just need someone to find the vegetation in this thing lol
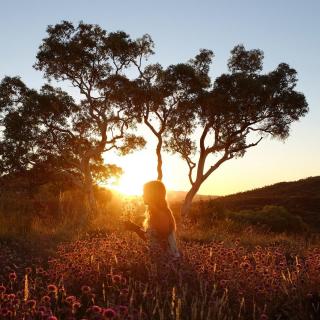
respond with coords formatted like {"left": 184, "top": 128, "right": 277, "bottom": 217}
{"left": 1, "top": 21, "right": 308, "bottom": 217}
{"left": 0, "top": 177, "right": 320, "bottom": 319}
{"left": 0, "top": 20, "right": 315, "bottom": 320}
{"left": 166, "top": 45, "right": 308, "bottom": 215}
{"left": 1, "top": 211, "right": 320, "bottom": 319}
{"left": 208, "top": 176, "right": 320, "bottom": 230}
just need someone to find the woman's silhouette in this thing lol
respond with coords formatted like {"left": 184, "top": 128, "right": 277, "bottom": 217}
{"left": 123, "top": 180, "right": 180, "bottom": 262}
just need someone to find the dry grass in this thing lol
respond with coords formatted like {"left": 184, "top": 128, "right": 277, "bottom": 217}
{"left": 0, "top": 194, "right": 320, "bottom": 319}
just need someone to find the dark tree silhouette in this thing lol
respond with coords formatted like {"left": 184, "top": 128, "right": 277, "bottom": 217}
{"left": 165, "top": 45, "right": 308, "bottom": 216}
{"left": 1, "top": 21, "right": 155, "bottom": 213}
{"left": 0, "top": 23, "right": 309, "bottom": 220}
{"left": 33, "top": 21, "right": 155, "bottom": 211}
{"left": 135, "top": 49, "right": 213, "bottom": 180}
{"left": 0, "top": 77, "right": 122, "bottom": 196}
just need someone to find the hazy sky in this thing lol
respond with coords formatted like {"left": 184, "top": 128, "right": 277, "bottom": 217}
{"left": 1, "top": 0, "right": 319, "bottom": 195}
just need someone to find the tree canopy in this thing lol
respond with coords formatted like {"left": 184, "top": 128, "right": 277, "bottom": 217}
{"left": 1, "top": 21, "right": 154, "bottom": 209}
{"left": 164, "top": 45, "right": 308, "bottom": 215}
{"left": 0, "top": 22, "right": 308, "bottom": 217}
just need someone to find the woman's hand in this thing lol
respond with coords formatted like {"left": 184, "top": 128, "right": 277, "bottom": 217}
{"left": 122, "top": 220, "right": 140, "bottom": 232}
{"left": 121, "top": 220, "right": 147, "bottom": 242}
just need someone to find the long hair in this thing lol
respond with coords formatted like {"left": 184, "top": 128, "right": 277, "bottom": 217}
{"left": 143, "top": 180, "right": 176, "bottom": 237}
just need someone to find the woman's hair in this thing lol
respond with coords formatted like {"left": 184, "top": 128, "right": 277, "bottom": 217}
{"left": 143, "top": 180, "right": 176, "bottom": 237}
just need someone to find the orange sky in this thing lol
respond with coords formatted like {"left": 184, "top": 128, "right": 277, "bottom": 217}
{"left": 103, "top": 119, "right": 319, "bottom": 196}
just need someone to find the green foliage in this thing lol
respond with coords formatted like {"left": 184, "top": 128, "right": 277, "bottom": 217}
{"left": 211, "top": 176, "right": 320, "bottom": 230}
{"left": 227, "top": 205, "right": 307, "bottom": 233}
{"left": 0, "top": 184, "right": 122, "bottom": 238}
{"left": 188, "top": 200, "right": 226, "bottom": 228}
{"left": 166, "top": 45, "right": 308, "bottom": 216}
{"left": 1, "top": 21, "right": 152, "bottom": 203}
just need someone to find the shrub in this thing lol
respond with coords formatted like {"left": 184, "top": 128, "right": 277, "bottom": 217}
{"left": 227, "top": 205, "right": 308, "bottom": 233}
{"left": 189, "top": 200, "right": 226, "bottom": 228}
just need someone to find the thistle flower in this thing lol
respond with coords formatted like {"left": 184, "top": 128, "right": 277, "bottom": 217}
{"left": 9, "top": 272, "right": 17, "bottom": 281}
{"left": 91, "top": 305, "right": 102, "bottom": 314}
{"left": 103, "top": 308, "right": 116, "bottom": 318}
{"left": 41, "top": 295, "right": 51, "bottom": 304}
{"left": 8, "top": 293, "right": 15, "bottom": 300}
{"left": 26, "top": 299, "right": 37, "bottom": 308}
{"left": 73, "top": 302, "right": 81, "bottom": 310}
{"left": 66, "top": 295, "right": 76, "bottom": 304}
{"left": 81, "top": 285, "right": 91, "bottom": 294}
{"left": 38, "top": 306, "right": 47, "bottom": 312}
{"left": 112, "top": 275, "right": 121, "bottom": 284}
{"left": 47, "top": 284, "right": 58, "bottom": 293}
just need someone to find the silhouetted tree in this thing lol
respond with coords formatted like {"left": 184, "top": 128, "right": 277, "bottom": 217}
{"left": 135, "top": 49, "right": 213, "bottom": 180}
{"left": 1, "top": 21, "right": 154, "bottom": 212}
{"left": 0, "top": 77, "right": 123, "bottom": 196}
{"left": 33, "top": 21, "right": 155, "bottom": 211}
{"left": 165, "top": 45, "right": 308, "bottom": 215}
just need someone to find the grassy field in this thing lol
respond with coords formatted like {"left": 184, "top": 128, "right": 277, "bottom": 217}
{"left": 1, "top": 223, "right": 320, "bottom": 320}
{"left": 1, "top": 180, "right": 320, "bottom": 319}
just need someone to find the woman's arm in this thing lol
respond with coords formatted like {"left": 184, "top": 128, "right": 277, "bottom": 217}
{"left": 122, "top": 220, "right": 147, "bottom": 242}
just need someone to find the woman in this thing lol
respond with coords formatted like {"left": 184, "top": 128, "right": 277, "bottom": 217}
{"left": 123, "top": 180, "right": 180, "bottom": 261}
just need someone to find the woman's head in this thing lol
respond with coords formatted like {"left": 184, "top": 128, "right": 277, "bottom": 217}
{"left": 143, "top": 180, "right": 167, "bottom": 207}
{"left": 143, "top": 180, "right": 176, "bottom": 235}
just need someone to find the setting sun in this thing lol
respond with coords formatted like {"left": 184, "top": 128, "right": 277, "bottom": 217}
{"left": 102, "top": 148, "right": 168, "bottom": 196}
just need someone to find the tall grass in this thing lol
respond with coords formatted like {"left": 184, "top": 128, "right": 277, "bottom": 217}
{"left": 0, "top": 186, "right": 123, "bottom": 239}
{"left": 1, "top": 190, "right": 320, "bottom": 319}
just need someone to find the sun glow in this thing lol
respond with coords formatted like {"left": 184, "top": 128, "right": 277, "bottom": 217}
{"left": 102, "top": 150, "right": 161, "bottom": 196}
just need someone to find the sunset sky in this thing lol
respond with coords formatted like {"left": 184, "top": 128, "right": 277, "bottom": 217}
{"left": 1, "top": 0, "right": 319, "bottom": 195}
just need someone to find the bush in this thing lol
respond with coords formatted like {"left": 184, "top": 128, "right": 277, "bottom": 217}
{"left": 227, "top": 205, "right": 308, "bottom": 233}
{"left": 189, "top": 200, "right": 226, "bottom": 228}
{"left": 0, "top": 184, "right": 122, "bottom": 238}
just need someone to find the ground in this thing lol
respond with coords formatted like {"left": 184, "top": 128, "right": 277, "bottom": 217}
{"left": 1, "top": 227, "right": 320, "bottom": 320}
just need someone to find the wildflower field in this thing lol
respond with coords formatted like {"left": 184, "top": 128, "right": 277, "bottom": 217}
{"left": 1, "top": 218, "right": 320, "bottom": 320}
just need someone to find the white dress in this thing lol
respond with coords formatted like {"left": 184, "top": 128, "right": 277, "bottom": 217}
{"left": 167, "top": 231, "right": 180, "bottom": 259}
{"left": 146, "top": 228, "right": 180, "bottom": 262}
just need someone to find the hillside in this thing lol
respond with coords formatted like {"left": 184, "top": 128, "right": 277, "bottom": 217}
{"left": 167, "top": 190, "right": 218, "bottom": 203}
{"left": 209, "top": 176, "right": 320, "bottom": 229}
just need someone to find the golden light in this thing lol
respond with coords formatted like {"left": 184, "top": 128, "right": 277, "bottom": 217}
{"left": 103, "top": 150, "right": 161, "bottom": 196}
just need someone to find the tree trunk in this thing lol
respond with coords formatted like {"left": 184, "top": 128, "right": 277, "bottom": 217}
{"left": 86, "top": 183, "right": 96, "bottom": 213}
{"left": 82, "top": 158, "right": 97, "bottom": 217}
{"left": 156, "top": 137, "right": 163, "bottom": 181}
{"left": 181, "top": 150, "right": 207, "bottom": 216}
{"left": 181, "top": 180, "right": 202, "bottom": 217}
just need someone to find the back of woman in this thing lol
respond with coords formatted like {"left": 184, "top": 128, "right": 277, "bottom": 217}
{"left": 143, "top": 181, "right": 180, "bottom": 262}
{"left": 123, "top": 180, "right": 180, "bottom": 266}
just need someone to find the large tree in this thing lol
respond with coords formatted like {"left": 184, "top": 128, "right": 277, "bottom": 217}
{"left": 165, "top": 45, "right": 308, "bottom": 215}
{"left": 33, "top": 21, "right": 155, "bottom": 210}
{"left": 134, "top": 49, "right": 213, "bottom": 180}
{"left": 0, "top": 77, "right": 122, "bottom": 196}
{"left": 1, "top": 21, "right": 155, "bottom": 211}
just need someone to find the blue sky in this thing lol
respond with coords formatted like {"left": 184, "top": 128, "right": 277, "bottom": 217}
{"left": 1, "top": 0, "right": 319, "bottom": 195}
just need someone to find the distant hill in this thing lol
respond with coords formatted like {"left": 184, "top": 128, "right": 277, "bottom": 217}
{"left": 209, "top": 176, "right": 320, "bottom": 229}
{"left": 167, "top": 191, "right": 218, "bottom": 203}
